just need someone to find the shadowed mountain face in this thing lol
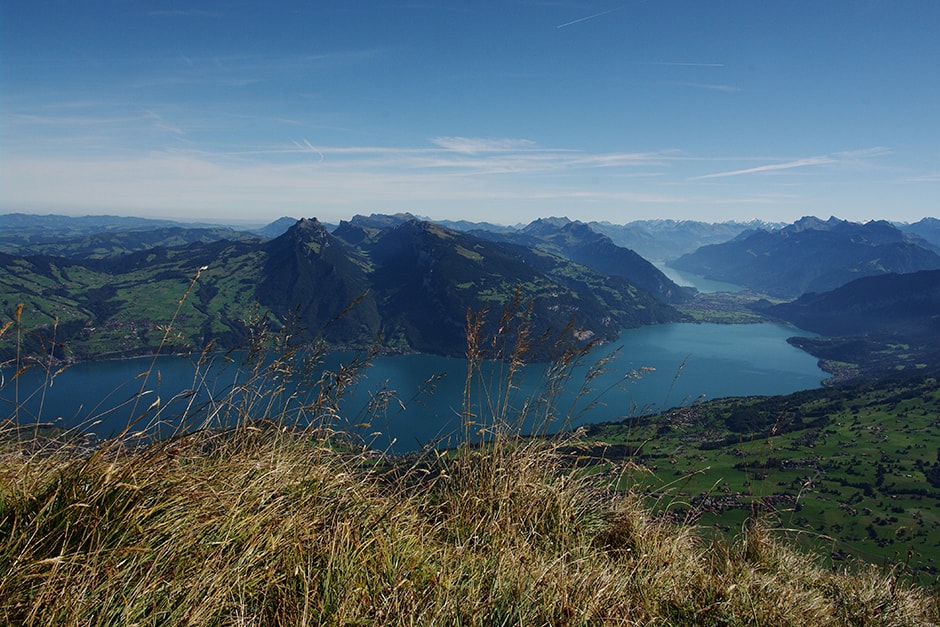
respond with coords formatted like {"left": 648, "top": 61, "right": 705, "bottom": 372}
{"left": 672, "top": 216, "right": 940, "bottom": 298}
{"left": 767, "top": 269, "right": 940, "bottom": 338}
{"left": 523, "top": 219, "right": 696, "bottom": 303}
{"left": 335, "top": 218, "right": 684, "bottom": 356}
{"left": 763, "top": 269, "right": 940, "bottom": 381}
{"left": 463, "top": 217, "right": 695, "bottom": 304}
{"left": 256, "top": 218, "right": 382, "bottom": 345}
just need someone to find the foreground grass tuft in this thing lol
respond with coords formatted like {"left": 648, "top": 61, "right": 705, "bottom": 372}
{"left": 1, "top": 424, "right": 937, "bottom": 625}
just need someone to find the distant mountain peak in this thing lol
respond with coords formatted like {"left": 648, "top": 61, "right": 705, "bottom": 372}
{"left": 388, "top": 218, "right": 457, "bottom": 242}
{"left": 897, "top": 217, "right": 940, "bottom": 250}
{"left": 270, "top": 217, "right": 334, "bottom": 250}
{"left": 673, "top": 215, "right": 940, "bottom": 297}
{"left": 255, "top": 216, "right": 299, "bottom": 239}
{"left": 530, "top": 216, "right": 572, "bottom": 226}
{"left": 291, "top": 216, "right": 328, "bottom": 234}
{"left": 559, "top": 220, "right": 593, "bottom": 234}
{"left": 522, "top": 216, "right": 574, "bottom": 236}
{"left": 787, "top": 215, "right": 845, "bottom": 232}
{"left": 859, "top": 219, "right": 904, "bottom": 240}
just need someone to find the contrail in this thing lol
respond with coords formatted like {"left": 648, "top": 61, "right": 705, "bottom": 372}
{"left": 294, "top": 139, "right": 325, "bottom": 163}
{"left": 641, "top": 62, "right": 726, "bottom": 68}
{"left": 691, "top": 156, "right": 835, "bottom": 180}
{"left": 556, "top": 5, "right": 623, "bottom": 29}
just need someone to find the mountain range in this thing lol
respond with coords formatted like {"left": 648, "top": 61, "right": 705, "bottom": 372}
{"left": 4, "top": 211, "right": 940, "bottom": 592}
{"left": 432, "top": 215, "right": 783, "bottom": 263}
{"left": 4, "top": 211, "right": 940, "bottom": 376}
{"left": 0, "top": 216, "right": 685, "bottom": 361}
{"left": 458, "top": 216, "right": 694, "bottom": 304}
{"left": 898, "top": 217, "right": 940, "bottom": 249}
{"left": 671, "top": 216, "right": 940, "bottom": 298}
{"left": 331, "top": 216, "right": 683, "bottom": 355}
{"left": 587, "top": 218, "right": 783, "bottom": 262}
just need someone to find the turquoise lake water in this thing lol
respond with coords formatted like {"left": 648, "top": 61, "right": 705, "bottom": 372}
{"left": 1, "top": 322, "right": 823, "bottom": 453}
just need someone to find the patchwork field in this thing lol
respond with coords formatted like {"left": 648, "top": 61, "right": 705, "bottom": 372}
{"left": 573, "top": 376, "right": 940, "bottom": 583}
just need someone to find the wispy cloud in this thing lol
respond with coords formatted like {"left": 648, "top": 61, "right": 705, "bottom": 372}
{"left": 556, "top": 5, "right": 623, "bottom": 28}
{"left": 430, "top": 136, "right": 539, "bottom": 153}
{"left": 661, "top": 81, "right": 741, "bottom": 93}
{"left": 0, "top": 100, "right": 904, "bottom": 224}
{"left": 832, "top": 147, "right": 892, "bottom": 159}
{"left": 691, "top": 148, "right": 894, "bottom": 180}
{"left": 292, "top": 140, "right": 325, "bottom": 163}
{"left": 692, "top": 156, "right": 837, "bottom": 180}
{"left": 0, "top": 151, "right": 684, "bottom": 222}
{"left": 0, "top": 134, "right": 684, "bottom": 222}
{"left": 286, "top": 138, "right": 670, "bottom": 177}
{"left": 9, "top": 112, "right": 151, "bottom": 127}
{"left": 129, "top": 50, "right": 387, "bottom": 90}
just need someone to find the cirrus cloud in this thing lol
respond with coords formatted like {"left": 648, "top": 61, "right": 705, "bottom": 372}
{"left": 429, "top": 136, "right": 540, "bottom": 153}
{"left": 691, "top": 156, "right": 837, "bottom": 180}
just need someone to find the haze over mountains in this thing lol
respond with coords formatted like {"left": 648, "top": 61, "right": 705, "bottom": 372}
{"left": 587, "top": 219, "right": 784, "bottom": 262}
{"left": 672, "top": 216, "right": 940, "bottom": 298}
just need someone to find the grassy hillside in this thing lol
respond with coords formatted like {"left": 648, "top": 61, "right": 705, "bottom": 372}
{"left": 0, "top": 241, "right": 272, "bottom": 361}
{"left": 1, "top": 338, "right": 937, "bottom": 625}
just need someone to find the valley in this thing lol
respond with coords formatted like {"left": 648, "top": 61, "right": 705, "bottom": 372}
{"left": 2, "top": 211, "right": 940, "bottom": 585}
{"left": 5, "top": 4, "right": 939, "bottom": 620}
{"left": 573, "top": 375, "right": 940, "bottom": 583}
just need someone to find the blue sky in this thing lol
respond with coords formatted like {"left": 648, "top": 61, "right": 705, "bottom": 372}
{"left": 2, "top": 1, "right": 938, "bottom": 225}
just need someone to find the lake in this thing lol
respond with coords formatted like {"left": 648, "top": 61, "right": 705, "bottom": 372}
{"left": 1, "top": 322, "right": 823, "bottom": 453}
{"left": 654, "top": 262, "right": 745, "bottom": 293}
